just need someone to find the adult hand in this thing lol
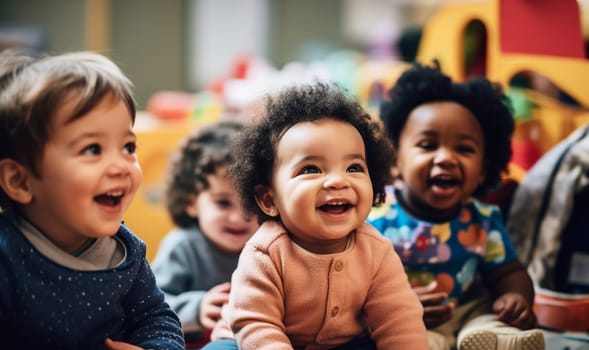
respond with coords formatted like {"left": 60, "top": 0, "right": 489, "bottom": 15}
{"left": 493, "top": 292, "right": 536, "bottom": 330}
{"left": 200, "top": 282, "right": 231, "bottom": 330}
{"left": 104, "top": 338, "right": 143, "bottom": 350}
{"left": 414, "top": 281, "right": 454, "bottom": 329}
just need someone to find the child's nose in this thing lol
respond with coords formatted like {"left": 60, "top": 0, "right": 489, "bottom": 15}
{"left": 106, "top": 154, "right": 133, "bottom": 176}
{"left": 433, "top": 148, "right": 457, "bottom": 167}
{"left": 229, "top": 209, "right": 247, "bottom": 223}
{"left": 324, "top": 172, "right": 350, "bottom": 189}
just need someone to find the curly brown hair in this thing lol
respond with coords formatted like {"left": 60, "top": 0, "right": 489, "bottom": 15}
{"left": 164, "top": 121, "right": 244, "bottom": 227}
{"left": 228, "top": 82, "right": 394, "bottom": 224}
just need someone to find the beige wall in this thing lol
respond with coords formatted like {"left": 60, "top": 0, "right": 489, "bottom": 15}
{"left": 268, "top": 0, "right": 347, "bottom": 66}
{"left": 110, "top": 0, "right": 185, "bottom": 109}
{"left": 0, "top": 0, "right": 86, "bottom": 51}
{"left": 0, "top": 0, "right": 351, "bottom": 108}
{"left": 0, "top": 0, "right": 184, "bottom": 109}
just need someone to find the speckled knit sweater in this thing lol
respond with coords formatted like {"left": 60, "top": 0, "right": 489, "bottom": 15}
{"left": 0, "top": 210, "right": 184, "bottom": 349}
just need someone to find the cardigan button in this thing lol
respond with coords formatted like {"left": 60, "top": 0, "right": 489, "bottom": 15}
{"left": 334, "top": 260, "right": 344, "bottom": 271}
{"left": 331, "top": 306, "right": 340, "bottom": 317}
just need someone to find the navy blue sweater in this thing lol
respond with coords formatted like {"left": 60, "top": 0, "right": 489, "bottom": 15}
{"left": 0, "top": 211, "right": 184, "bottom": 349}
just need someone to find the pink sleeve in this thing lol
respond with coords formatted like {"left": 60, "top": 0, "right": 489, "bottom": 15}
{"left": 365, "top": 244, "right": 429, "bottom": 350}
{"left": 227, "top": 245, "right": 293, "bottom": 350}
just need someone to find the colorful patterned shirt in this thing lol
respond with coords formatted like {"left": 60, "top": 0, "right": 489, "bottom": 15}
{"left": 367, "top": 191, "right": 518, "bottom": 305}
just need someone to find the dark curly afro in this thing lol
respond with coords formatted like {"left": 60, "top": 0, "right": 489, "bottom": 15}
{"left": 228, "top": 82, "right": 394, "bottom": 224}
{"left": 380, "top": 62, "right": 514, "bottom": 196}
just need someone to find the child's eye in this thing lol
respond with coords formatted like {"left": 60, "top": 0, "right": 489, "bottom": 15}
{"left": 347, "top": 164, "right": 365, "bottom": 173}
{"left": 457, "top": 144, "right": 476, "bottom": 154}
{"left": 299, "top": 165, "right": 320, "bottom": 175}
{"left": 216, "top": 199, "right": 232, "bottom": 209}
{"left": 124, "top": 141, "right": 137, "bottom": 155}
{"left": 82, "top": 144, "right": 101, "bottom": 155}
{"left": 417, "top": 141, "right": 436, "bottom": 151}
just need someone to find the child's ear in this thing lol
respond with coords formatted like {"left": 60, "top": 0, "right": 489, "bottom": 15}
{"left": 185, "top": 194, "right": 199, "bottom": 218}
{"left": 0, "top": 159, "right": 33, "bottom": 204}
{"left": 255, "top": 185, "right": 278, "bottom": 217}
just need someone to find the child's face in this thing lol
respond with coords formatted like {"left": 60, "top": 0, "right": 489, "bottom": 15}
{"left": 22, "top": 93, "right": 142, "bottom": 253}
{"left": 186, "top": 168, "right": 259, "bottom": 255}
{"left": 395, "top": 101, "right": 485, "bottom": 221}
{"left": 261, "top": 118, "right": 373, "bottom": 254}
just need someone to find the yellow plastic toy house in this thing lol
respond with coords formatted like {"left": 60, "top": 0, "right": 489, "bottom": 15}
{"left": 417, "top": 0, "right": 589, "bottom": 170}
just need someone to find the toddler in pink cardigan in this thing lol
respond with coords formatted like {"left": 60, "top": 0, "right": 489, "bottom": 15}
{"left": 202, "top": 83, "right": 428, "bottom": 350}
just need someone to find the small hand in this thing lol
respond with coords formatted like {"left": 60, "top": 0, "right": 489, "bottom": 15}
{"left": 104, "top": 338, "right": 143, "bottom": 350}
{"left": 414, "top": 281, "right": 454, "bottom": 329}
{"left": 210, "top": 316, "right": 235, "bottom": 341}
{"left": 200, "top": 282, "right": 231, "bottom": 330}
{"left": 493, "top": 292, "right": 536, "bottom": 330}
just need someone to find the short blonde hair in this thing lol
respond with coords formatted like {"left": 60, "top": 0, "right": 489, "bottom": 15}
{"left": 0, "top": 50, "right": 136, "bottom": 209}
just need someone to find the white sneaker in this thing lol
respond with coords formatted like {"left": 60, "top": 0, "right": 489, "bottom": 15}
{"left": 459, "top": 328, "right": 545, "bottom": 350}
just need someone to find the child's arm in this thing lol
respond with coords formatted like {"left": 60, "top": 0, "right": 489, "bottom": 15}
{"left": 227, "top": 246, "right": 293, "bottom": 349}
{"left": 365, "top": 244, "right": 429, "bottom": 349}
{"left": 151, "top": 233, "right": 208, "bottom": 332}
{"left": 482, "top": 260, "right": 537, "bottom": 329}
{"left": 123, "top": 258, "right": 185, "bottom": 349}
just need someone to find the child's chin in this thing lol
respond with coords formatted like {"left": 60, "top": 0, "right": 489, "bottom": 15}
{"left": 95, "top": 223, "right": 123, "bottom": 237}
{"left": 220, "top": 244, "right": 244, "bottom": 255}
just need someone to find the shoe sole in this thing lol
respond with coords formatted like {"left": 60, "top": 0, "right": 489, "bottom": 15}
{"left": 460, "top": 330, "right": 497, "bottom": 350}
{"left": 459, "top": 329, "right": 545, "bottom": 350}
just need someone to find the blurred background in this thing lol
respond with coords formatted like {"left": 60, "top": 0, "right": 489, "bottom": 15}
{"left": 0, "top": 0, "right": 439, "bottom": 109}
{"left": 5, "top": 3, "right": 589, "bottom": 343}
{"left": 4, "top": 0, "right": 589, "bottom": 260}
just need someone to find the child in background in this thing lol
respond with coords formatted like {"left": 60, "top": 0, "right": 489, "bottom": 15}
{"left": 0, "top": 50, "right": 184, "bottom": 349}
{"left": 151, "top": 121, "right": 259, "bottom": 344}
{"left": 204, "top": 83, "right": 428, "bottom": 350}
{"left": 368, "top": 62, "right": 544, "bottom": 350}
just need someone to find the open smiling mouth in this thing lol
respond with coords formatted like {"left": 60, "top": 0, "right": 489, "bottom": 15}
{"left": 429, "top": 176, "right": 459, "bottom": 189}
{"left": 94, "top": 191, "right": 123, "bottom": 206}
{"left": 319, "top": 202, "right": 352, "bottom": 214}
